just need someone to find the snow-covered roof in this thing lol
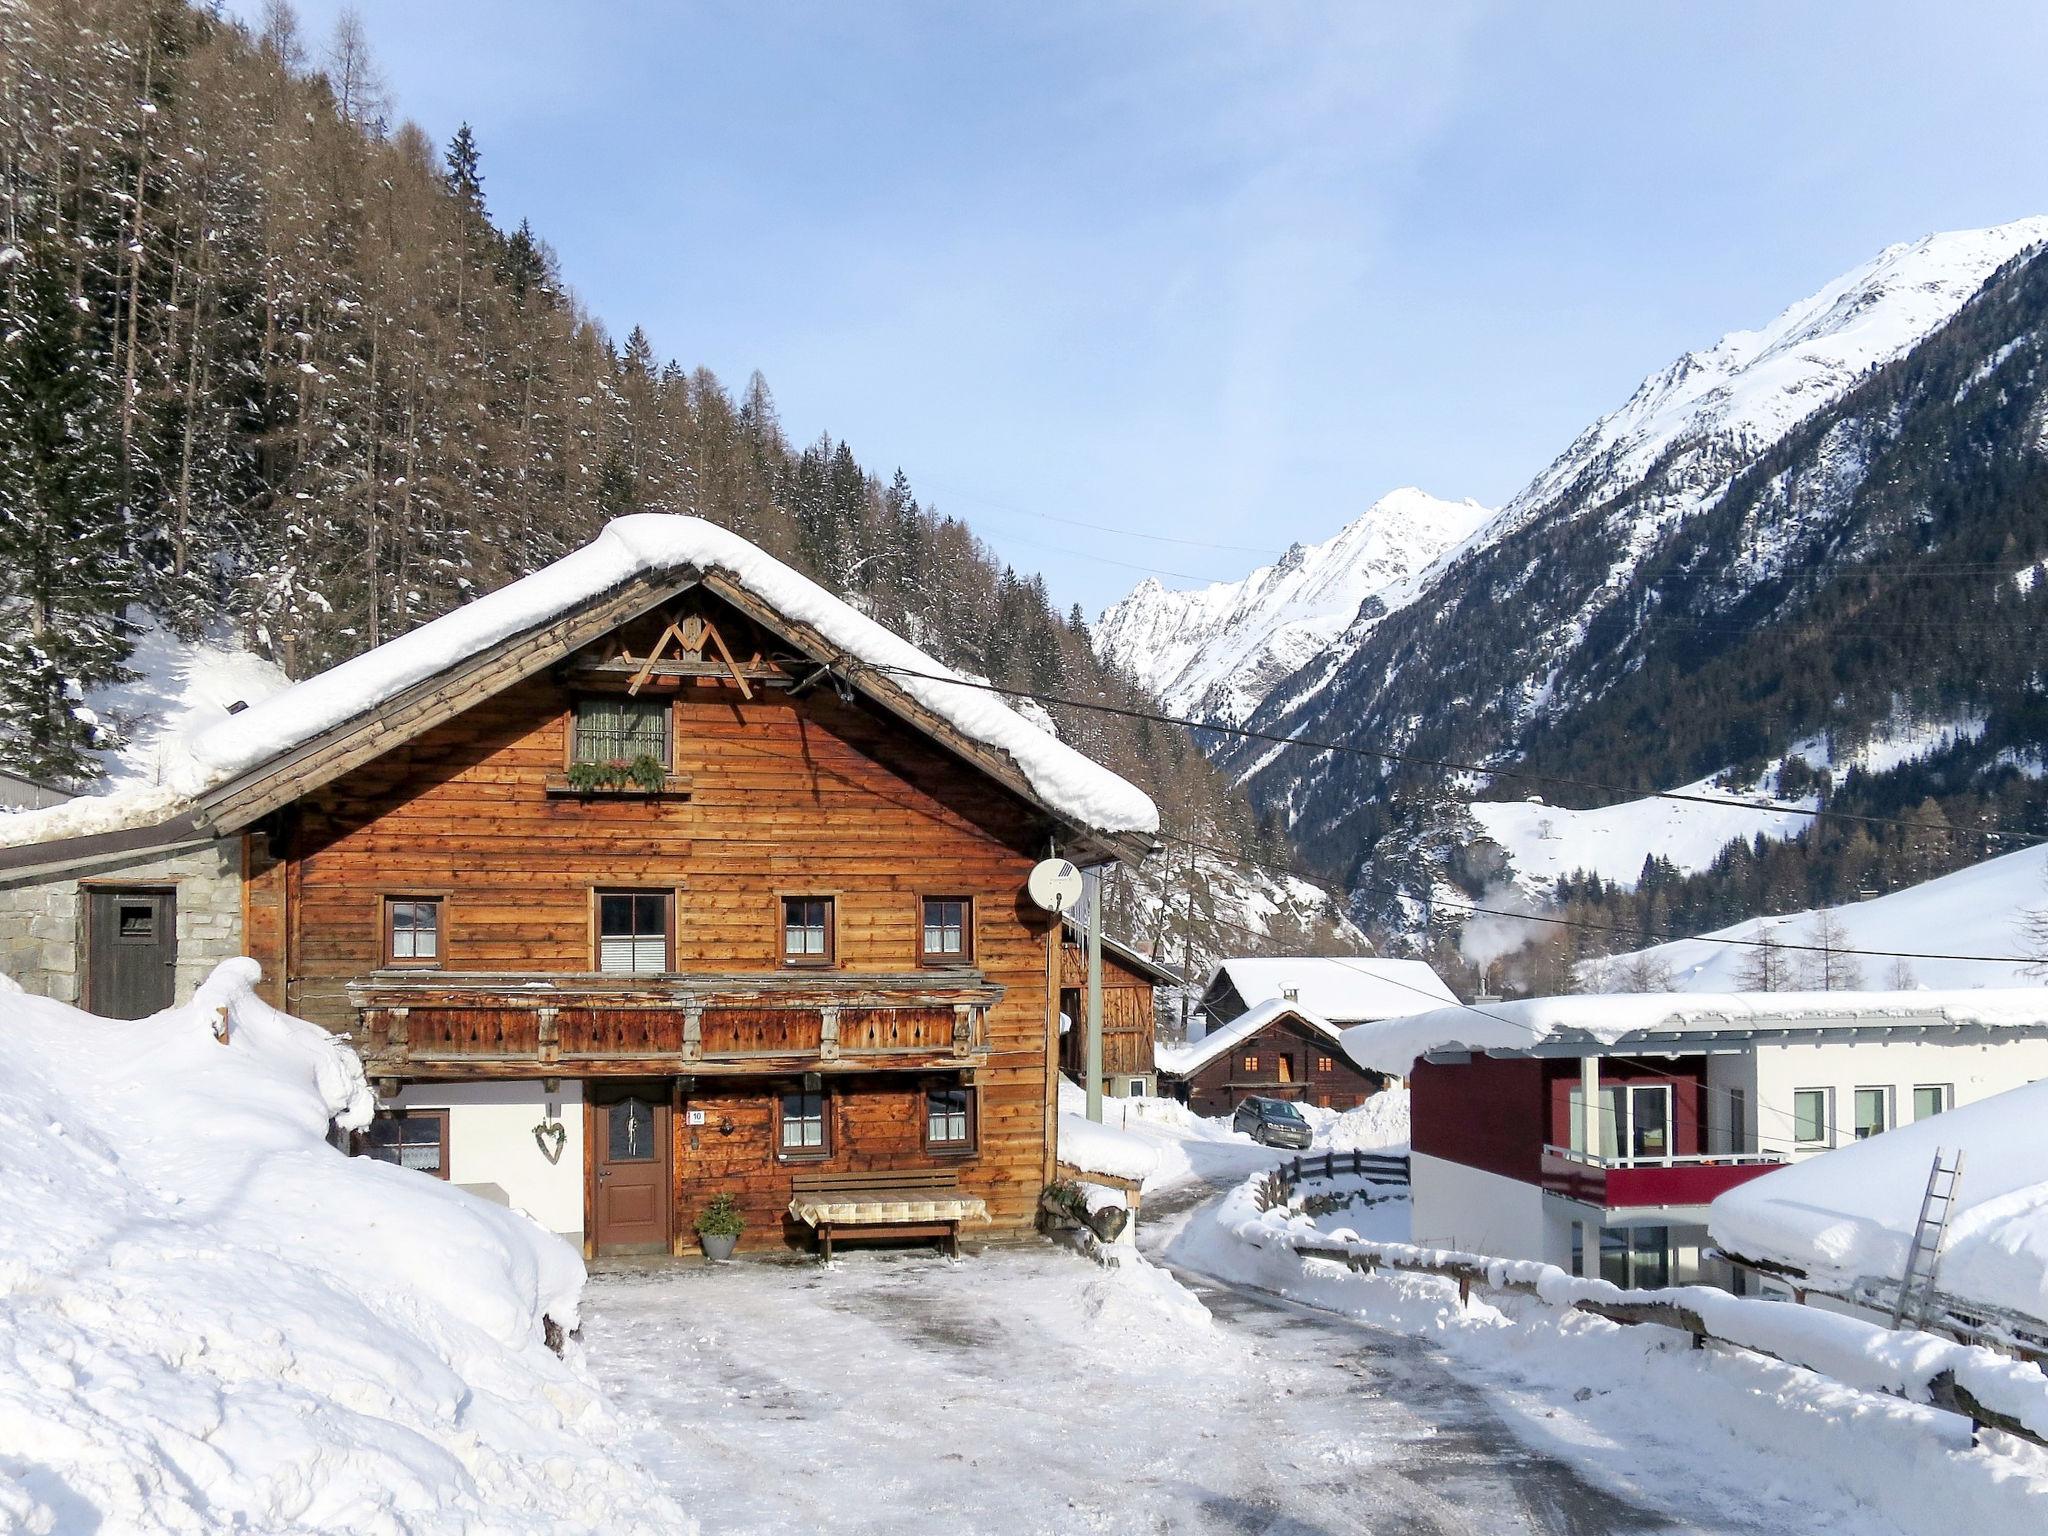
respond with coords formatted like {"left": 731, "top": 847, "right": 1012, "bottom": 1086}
{"left": 1711, "top": 1077, "right": 2048, "bottom": 1334}
{"left": 1206, "top": 956, "right": 1455, "bottom": 1023}
{"left": 1339, "top": 988, "right": 2048, "bottom": 1077}
{"left": 2, "top": 516, "right": 1157, "bottom": 852}
{"left": 1157, "top": 998, "right": 1351, "bottom": 1078}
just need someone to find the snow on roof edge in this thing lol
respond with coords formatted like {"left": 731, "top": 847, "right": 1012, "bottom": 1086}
{"left": 1340, "top": 987, "right": 2048, "bottom": 1077}
{"left": 158, "top": 516, "right": 1156, "bottom": 841}
{"left": 1158, "top": 997, "right": 1352, "bottom": 1077}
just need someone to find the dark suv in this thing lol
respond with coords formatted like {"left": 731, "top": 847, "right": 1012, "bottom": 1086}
{"left": 1233, "top": 1095, "right": 1312, "bottom": 1149}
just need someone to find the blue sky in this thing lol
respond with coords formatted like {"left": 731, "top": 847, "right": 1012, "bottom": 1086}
{"left": 236, "top": 1, "right": 2048, "bottom": 614}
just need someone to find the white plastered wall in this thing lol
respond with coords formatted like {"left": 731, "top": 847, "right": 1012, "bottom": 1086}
{"left": 392, "top": 1080, "right": 586, "bottom": 1243}
{"left": 1750, "top": 1034, "right": 2048, "bottom": 1158}
{"left": 1410, "top": 1151, "right": 1565, "bottom": 1266}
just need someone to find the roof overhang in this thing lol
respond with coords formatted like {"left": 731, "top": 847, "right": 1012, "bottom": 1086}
{"left": 173, "top": 562, "right": 1152, "bottom": 867}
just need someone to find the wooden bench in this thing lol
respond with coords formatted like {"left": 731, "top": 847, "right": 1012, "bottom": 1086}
{"left": 786, "top": 1168, "right": 988, "bottom": 1260}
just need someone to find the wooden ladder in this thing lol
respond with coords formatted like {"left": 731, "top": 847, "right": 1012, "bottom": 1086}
{"left": 1889, "top": 1149, "right": 1965, "bottom": 1331}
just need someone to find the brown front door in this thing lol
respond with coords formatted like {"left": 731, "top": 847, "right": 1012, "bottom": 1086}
{"left": 87, "top": 888, "right": 177, "bottom": 1019}
{"left": 591, "top": 1088, "right": 672, "bottom": 1255}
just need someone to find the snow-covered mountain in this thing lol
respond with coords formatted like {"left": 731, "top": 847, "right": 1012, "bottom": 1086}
{"left": 1201, "top": 216, "right": 2048, "bottom": 926}
{"left": 1093, "top": 488, "right": 1490, "bottom": 726}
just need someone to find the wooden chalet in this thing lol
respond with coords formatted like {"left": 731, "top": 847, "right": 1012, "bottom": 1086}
{"left": 1056, "top": 917, "right": 1175, "bottom": 1096}
{"left": 1157, "top": 999, "right": 1387, "bottom": 1115}
{"left": 3, "top": 518, "right": 1156, "bottom": 1258}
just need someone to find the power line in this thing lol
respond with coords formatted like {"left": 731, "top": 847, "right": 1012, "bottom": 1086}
{"left": 917, "top": 476, "right": 1287, "bottom": 558}
{"left": 861, "top": 661, "right": 2046, "bottom": 851}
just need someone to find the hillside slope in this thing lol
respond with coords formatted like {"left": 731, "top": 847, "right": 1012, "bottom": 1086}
{"left": 1093, "top": 488, "right": 1489, "bottom": 727}
{"left": 1217, "top": 219, "right": 2048, "bottom": 927}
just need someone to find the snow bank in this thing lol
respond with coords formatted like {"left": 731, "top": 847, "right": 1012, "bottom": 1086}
{"left": 1056, "top": 1078, "right": 1161, "bottom": 1183}
{"left": 1712, "top": 1077, "right": 2048, "bottom": 1334}
{"left": 1595, "top": 842, "right": 2048, "bottom": 992}
{"left": 189, "top": 515, "right": 1156, "bottom": 837}
{"left": 1341, "top": 986, "right": 2048, "bottom": 1076}
{"left": 0, "top": 963, "right": 682, "bottom": 1533}
{"left": 1300, "top": 1085, "right": 1410, "bottom": 1152}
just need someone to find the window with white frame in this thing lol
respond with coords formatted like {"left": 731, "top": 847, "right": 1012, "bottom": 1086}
{"left": 1912, "top": 1084, "right": 1952, "bottom": 1121}
{"left": 1792, "top": 1087, "right": 1832, "bottom": 1146}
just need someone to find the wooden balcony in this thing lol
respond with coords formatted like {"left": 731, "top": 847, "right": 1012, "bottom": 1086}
{"left": 347, "top": 969, "right": 1004, "bottom": 1082}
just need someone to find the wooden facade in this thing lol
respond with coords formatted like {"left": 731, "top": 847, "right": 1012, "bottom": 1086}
{"left": 1166, "top": 1007, "right": 1387, "bottom": 1116}
{"left": 1055, "top": 925, "right": 1170, "bottom": 1090}
{"left": 237, "top": 590, "right": 1136, "bottom": 1255}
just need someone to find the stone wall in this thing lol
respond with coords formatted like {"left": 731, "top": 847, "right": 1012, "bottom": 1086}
{"left": 0, "top": 839, "right": 242, "bottom": 1007}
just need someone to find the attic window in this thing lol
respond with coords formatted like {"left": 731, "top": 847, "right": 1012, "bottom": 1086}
{"left": 574, "top": 696, "right": 670, "bottom": 767}
{"left": 1281, "top": 986, "right": 1299, "bottom": 1002}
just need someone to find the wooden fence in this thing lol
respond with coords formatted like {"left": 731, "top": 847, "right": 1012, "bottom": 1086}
{"left": 1279, "top": 1150, "right": 1410, "bottom": 1187}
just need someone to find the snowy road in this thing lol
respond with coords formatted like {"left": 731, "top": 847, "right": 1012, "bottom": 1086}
{"left": 576, "top": 1147, "right": 1831, "bottom": 1535}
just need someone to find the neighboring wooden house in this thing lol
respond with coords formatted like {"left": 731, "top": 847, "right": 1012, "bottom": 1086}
{"left": 1156, "top": 999, "right": 1387, "bottom": 1114}
{"left": 1056, "top": 917, "right": 1174, "bottom": 1096}
{"left": 0, "top": 517, "right": 1158, "bottom": 1258}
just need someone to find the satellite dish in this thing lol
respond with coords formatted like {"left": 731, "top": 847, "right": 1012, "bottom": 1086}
{"left": 1027, "top": 858, "right": 1085, "bottom": 914}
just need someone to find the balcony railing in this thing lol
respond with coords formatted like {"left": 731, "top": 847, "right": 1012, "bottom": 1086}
{"left": 1540, "top": 1143, "right": 1788, "bottom": 1211}
{"left": 348, "top": 969, "right": 1003, "bottom": 1081}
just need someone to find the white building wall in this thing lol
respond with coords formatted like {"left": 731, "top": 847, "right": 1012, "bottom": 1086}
{"left": 393, "top": 1080, "right": 586, "bottom": 1243}
{"left": 1750, "top": 1035, "right": 2048, "bottom": 1157}
{"left": 1410, "top": 1151, "right": 1566, "bottom": 1266}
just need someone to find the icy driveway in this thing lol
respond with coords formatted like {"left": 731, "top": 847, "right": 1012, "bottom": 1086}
{"left": 580, "top": 1234, "right": 1704, "bottom": 1534}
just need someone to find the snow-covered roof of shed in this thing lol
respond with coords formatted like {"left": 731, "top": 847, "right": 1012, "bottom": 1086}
{"left": 1711, "top": 1076, "right": 2048, "bottom": 1332}
{"left": 1157, "top": 998, "right": 1351, "bottom": 1077}
{"left": 1339, "top": 988, "right": 2048, "bottom": 1077}
{"left": 1207, "top": 957, "right": 1455, "bottom": 1023}
{"left": 4, "top": 516, "right": 1157, "bottom": 852}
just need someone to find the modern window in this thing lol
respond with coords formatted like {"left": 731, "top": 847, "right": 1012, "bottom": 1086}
{"left": 1912, "top": 1084, "right": 1952, "bottom": 1121}
{"left": 383, "top": 896, "right": 442, "bottom": 966}
{"left": 1599, "top": 1225, "right": 1671, "bottom": 1290}
{"left": 574, "top": 695, "right": 671, "bottom": 766}
{"left": 360, "top": 1109, "right": 449, "bottom": 1178}
{"left": 918, "top": 896, "right": 972, "bottom": 965}
{"left": 1627, "top": 1084, "right": 1671, "bottom": 1162}
{"left": 1853, "top": 1086, "right": 1892, "bottom": 1140}
{"left": 597, "top": 890, "right": 671, "bottom": 975}
{"left": 1241, "top": 1053, "right": 1260, "bottom": 1075}
{"left": 1792, "top": 1087, "right": 1832, "bottom": 1146}
{"left": 1315, "top": 1054, "right": 1336, "bottom": 1074}
{"left": 781, "top": 896, "right": 834, "bottom": 966}
{"left": 925, "top": 1087, "right": 974, "bottom": 1152}
{"left": 779, "top": 1088, "right": 828, "bottom": 1157}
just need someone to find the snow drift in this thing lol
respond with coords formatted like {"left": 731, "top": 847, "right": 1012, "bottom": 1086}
{"left": 1712, "top": 1076, "right": 2048, "bottom": 1336}
{"left": 0, "top": 963, "right": 681, "bottom": 1533}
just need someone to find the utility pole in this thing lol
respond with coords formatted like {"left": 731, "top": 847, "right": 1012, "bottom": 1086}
{"left": 1085, "top": 864, "right": 1104, "bottom": 1123}
{"left": 1179, "top": 818, "right": 1197, "bottom": 1037}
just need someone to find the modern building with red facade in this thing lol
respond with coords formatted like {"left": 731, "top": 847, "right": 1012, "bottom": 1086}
{"left": 1347, "top": 990, "right": 2048, "bottom": 1290}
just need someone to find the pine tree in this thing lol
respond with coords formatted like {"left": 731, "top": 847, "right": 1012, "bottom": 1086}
{"left": 1799, "top": 908, "right": 1863, "bottom": 990}
{"left": 0, "top": 243, "right": 138, "bottom": 781}
{"left": 444, "top": 122, "right": 484, "bottom": 212}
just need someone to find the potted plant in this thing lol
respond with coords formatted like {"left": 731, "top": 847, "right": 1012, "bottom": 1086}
{"left": 695, "top": 1193, "right": 744, "bottom": 1261}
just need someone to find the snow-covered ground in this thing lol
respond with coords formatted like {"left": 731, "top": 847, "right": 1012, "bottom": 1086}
{"left": 1596, "top": 842, "right": 2048, "bottom": 990}
{"left": 0, "top": 964, "right": 682, "bottom": 1533}
{"left": 1168, "top": 1170, "right": 2048, "bottom": 1535}
{"left": 1472, "top": 714, "right": 1997, "bottom": 893}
